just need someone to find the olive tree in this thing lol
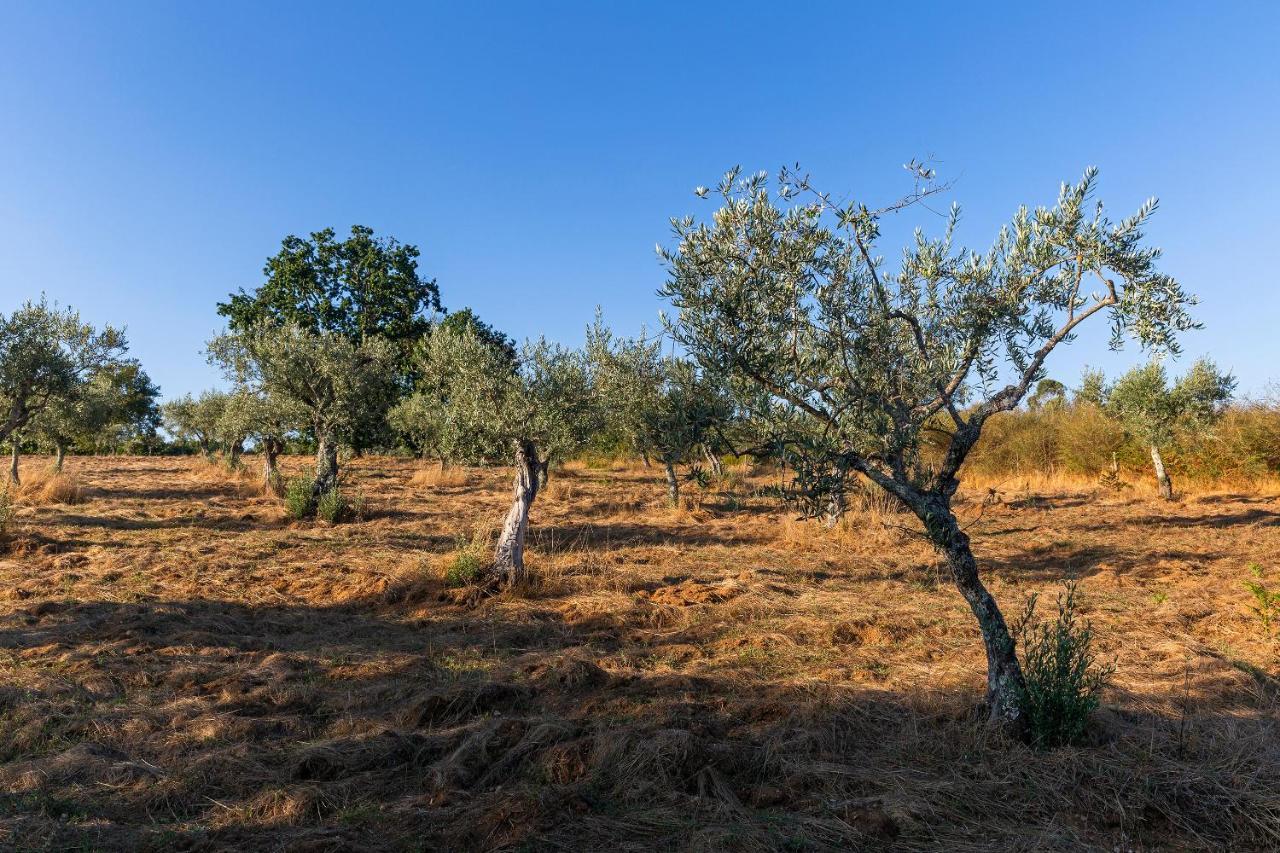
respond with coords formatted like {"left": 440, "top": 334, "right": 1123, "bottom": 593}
{"left": 1105, "top": 359, "right": 1234, "bottom": 499}
{"left": 207, "top": 324, "right": 395, "bottom": 497}
{"left": 586, "top": 319, "right": 732, "bottom": 505}
{"left": 0, "top": 299, "right": 127, "bottom": 447}
{"left": 31, "top": 359, "right": 160, "bottom": 469}
{"left": 659, "top": 165, "right": 1196, "bottom": 730}
{"left": 161, "top": 391, "right": 227, "bottom": 459}
{"left": 395, "top": 325, "right": 599, "bottom": 584}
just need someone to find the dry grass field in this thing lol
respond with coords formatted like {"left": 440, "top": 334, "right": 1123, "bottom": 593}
{"left": 1, "top": 455, "right": 1278, "bottom": 851}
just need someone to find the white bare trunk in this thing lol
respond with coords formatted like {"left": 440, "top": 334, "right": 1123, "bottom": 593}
{"left": 1150, "top": 443, "right": 1173, "bottom": 500}
{"left": 493, "top": 440, "right": 540, "bottom": 585}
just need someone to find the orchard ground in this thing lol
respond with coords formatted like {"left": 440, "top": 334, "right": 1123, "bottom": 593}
{"left": 1, "top": 455, "right": 1278, "bottom": 851}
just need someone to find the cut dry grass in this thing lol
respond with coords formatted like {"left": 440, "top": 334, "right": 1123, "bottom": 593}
{"left": 0, "top": 456, "right": 1277, "bottom": 850}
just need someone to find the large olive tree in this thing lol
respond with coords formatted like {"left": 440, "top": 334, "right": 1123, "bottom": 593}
{"left": 207, "top": 324, "right": 396, "bottom": 497}
{"left": 0, "top": 299, "right": 126, "bottom": 447}
{"left": 394, "top": 325, "right": 599, "bottom": 584}
{"left": 1105, "top": 359, "right": 1234, "bottom": 499}
{"left": 659, "top": 166, "right": 1196, "bottom": 730}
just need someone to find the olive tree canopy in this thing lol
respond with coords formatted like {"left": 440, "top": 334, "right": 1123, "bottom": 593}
{"left": 208, "top": 324, "right": 396, "bottom": 496}
{"left": 0, "top": 299, "right": 127, "bottom": 445}
{"left": 1104, "top": 358, "right": 1234, "bottom": 498}
{"left": 586, "top": 318, "right": 732, "bottom": 505}
{"left": 658, "top": 165, "right": 1197, "bottom": 730}
{"left": 394, "top": 324, "right": 600, "bottom": 584}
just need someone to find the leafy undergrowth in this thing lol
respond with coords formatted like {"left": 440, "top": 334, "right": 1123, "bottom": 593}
{"left": 0, "top": 456, "right": 1278, "bottom": 850}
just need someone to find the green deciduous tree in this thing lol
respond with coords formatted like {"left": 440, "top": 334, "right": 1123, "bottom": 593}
{"left": 1104, "top": 358, "right": 1235, "bottom": 499}
{"left": 658, "top": 165, "right": 1196, "bottom": 731}
{"left": 217, "top": 225, "right": 441, "bottom": 451}
{"left": 208, "top": 324, "right": 396, "bottom": 497}
{"left": 393, "top": 325, "right": 600, "bottom": 584}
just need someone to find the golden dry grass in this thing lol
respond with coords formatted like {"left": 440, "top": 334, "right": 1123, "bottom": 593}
{"left": 0, "top": 455, "right": 1278, "bottom": 850}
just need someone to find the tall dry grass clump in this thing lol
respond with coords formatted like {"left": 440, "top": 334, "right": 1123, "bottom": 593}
{"left": 15, "top": 467, "right": 85, "bottom": 505}
{"left": 409, "top": 462, "right": 470, "bottom": 489}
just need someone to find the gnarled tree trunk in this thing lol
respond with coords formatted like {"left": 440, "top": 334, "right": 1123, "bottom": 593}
{"left": 493, "top": 439, "right": 540, "bottom": 585}
{"left": 8, "top": 437, "right": 19, "bottom": 485}
{"left": 917, "top": 496, "right": 1026, "bottom": 732}
{"left": 822, "top": 489, "right": 847, "bottom": 529}
{"left": 1150, "top": 443, "right": 1173, "bottom": 500}
{"left": 228, "top": 439, "right": 244, "bottom": 470}
{"left": 663, "top": 456, "right": 679, "bottom": 506}
{"left": 262, "top": 436, "right": 283, "bottom": 494}
{"left": 54, "top": 441, "right": 66, "bottom": 473}
{"left": 702, "top": 443, "right": 723, "bottom": 477}
{"left": 313, "top": 433, "right": 339, "bottom": 497}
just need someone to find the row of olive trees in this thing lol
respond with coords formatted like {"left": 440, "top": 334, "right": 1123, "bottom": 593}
{"left": 190, "top": 167, "right": 1205, "bottom": 740}
{"left": 0, "top": 299, "right": 157, "bottom": 484}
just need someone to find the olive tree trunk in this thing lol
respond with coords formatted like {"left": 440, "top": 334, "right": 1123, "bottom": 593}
{"left": 493, "top": 439, "right": 540, "bottom": 585}
{"left": 702, "top": 443, "right": 723, "bottom": 477}
{"left": 822, "top": 489, "right": 847, "bottom": 529}
{"left": 312, "top": 433, "right": 339, "bottom": 497}
{"left": 916, "top": 495, "right": 1026, "bottom": 731}
{"left": 228, "top": 439, "right": 244, "bottom": 470}
{"left": 53, "top": 441, "right": 66, "bottom": 473}
{"left": 663, "top": 456, "right": 679, "bottom": 506}
{"left": 262, "top": 436, "right": 283, "bottom": 494}
{"left": 1150, "top": 442, "right": 1173, "bottom": 500}
{"left": 8, "top": 437, "right": 19, "bottom": 485}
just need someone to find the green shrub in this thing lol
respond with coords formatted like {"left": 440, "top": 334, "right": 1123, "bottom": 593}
{"left": 284, "top": 477, "right": 316, "bottom": 520}
{"left": 444, "top": 530, "right": 490, "bottom": 587}
{"left": 1243, "top": 563, "right": 1280, "bottom": 638}
{"left": 315, "top": 487, "right": 365, "bottom": 524}
{"left": 1014, "top": 581, "right": 1115, "bottom": 748}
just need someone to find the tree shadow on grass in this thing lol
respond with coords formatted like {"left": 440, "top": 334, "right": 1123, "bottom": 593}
{"left": 0, "top": 589, "right": 1277, "bottom": 852}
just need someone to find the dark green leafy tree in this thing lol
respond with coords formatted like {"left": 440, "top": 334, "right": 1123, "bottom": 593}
{"left": 393, "top": 325, "right": 600, "bottom": 584}
{"left": 659, "top": 165, "right": 1197, "bottom": 732}
{"left": 1104, "top": 358, "right": 1235, "bottom": 499}
{"left": 217, "top": 226, "right": 441, "bottom": 450}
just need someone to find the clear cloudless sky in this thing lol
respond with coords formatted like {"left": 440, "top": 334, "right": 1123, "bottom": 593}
{"left": 1, "top": 1, "right": 1277, "bottom": 400}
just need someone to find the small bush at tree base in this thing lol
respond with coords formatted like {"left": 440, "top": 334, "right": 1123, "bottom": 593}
{"left": 284, "top": 477, "right": 316, "bottom": 519}
{"left": 444, "top": 530, "right": 491, "bottom": 587}
{"left": 1014, "top": 581, "right": 1115, "bottom": 748}
{"left": 1243, "top": 563, "right": 1279, "bottom": 638}
{"left": 316, "top": 487, "right": 365, "bottom": 524}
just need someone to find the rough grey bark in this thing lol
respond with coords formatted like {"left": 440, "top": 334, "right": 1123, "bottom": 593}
{"left": 702, "top": 443, "right": 723, "bottom": 477}
{"left": 262, "top": 436, "right": 282, "bottom": 494}
{"left": 493, "top": 439, "right": 540, "bottom": 585}
{"left": 313, "top": 433, "right": 339, "bottom": 497}
{"left": 53, "top": 442, "right": 66, "bottom": 473}
{"left": 914, "top": 495, "right": 1026, "bottom": 731}
{"left": 822, "top": 489, "right": 847, "bottom": 529}
{"left": 663, "top": 457, "right": 679, "bottom": 506}
{"left": 1150, "top": 443, "right": 1173, "bottom": 500}
{"left": 228, "top": 439, "right": 244, "bottom": 470}
{"left": 8, "top": 437, "right": 19, "bottom": 485}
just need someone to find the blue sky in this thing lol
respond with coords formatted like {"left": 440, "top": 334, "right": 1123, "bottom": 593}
{"left": 1, "top": 2, "right": 1276, "bottom": 399}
